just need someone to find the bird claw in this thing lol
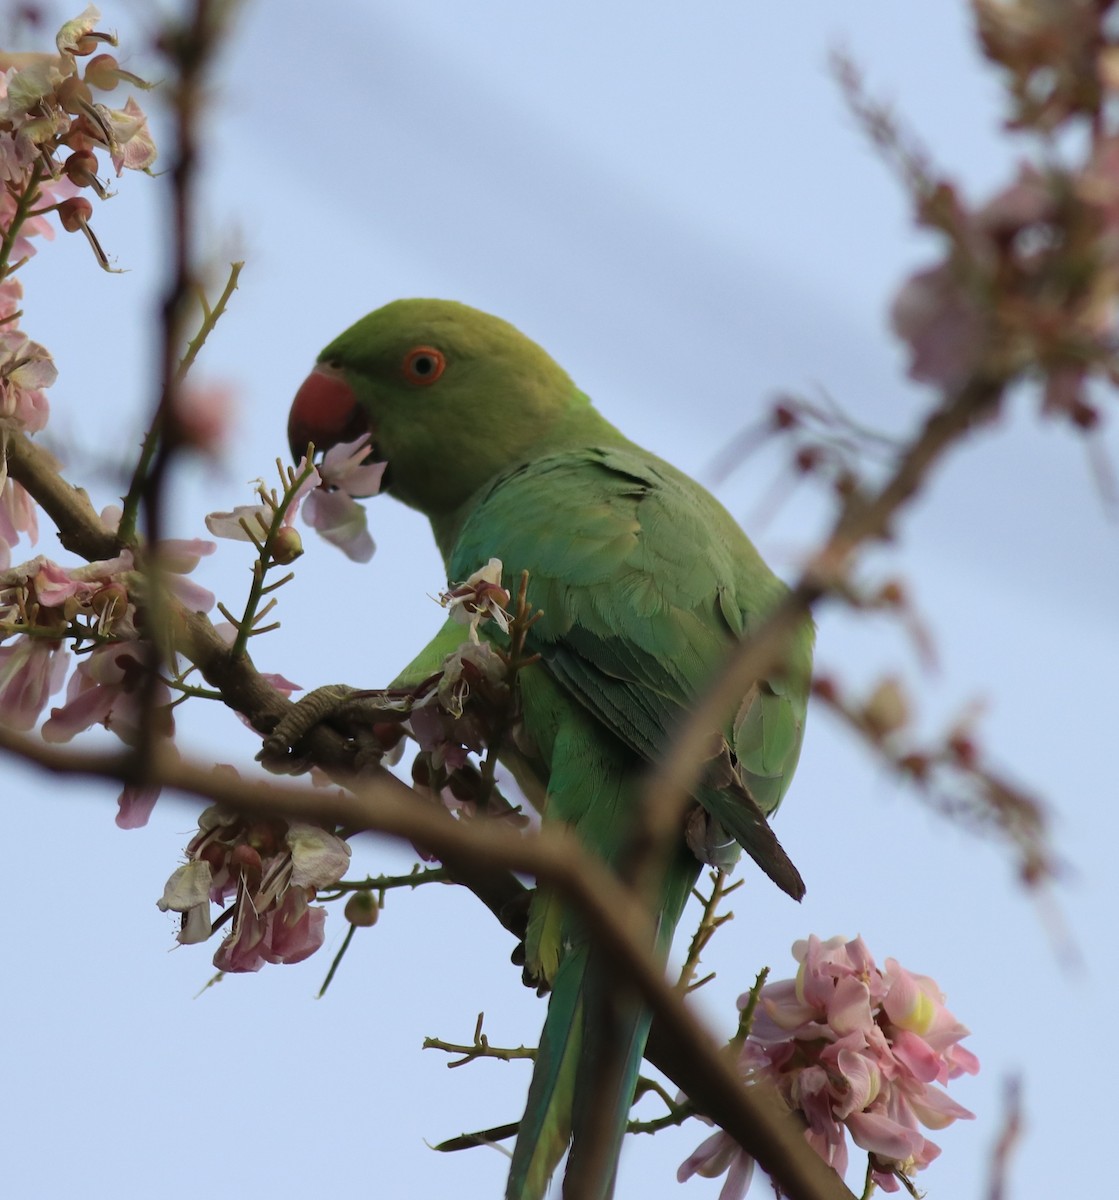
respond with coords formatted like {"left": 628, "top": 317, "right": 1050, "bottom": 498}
{"left": 258, "top": 683, "right": 408, "bottom": 775}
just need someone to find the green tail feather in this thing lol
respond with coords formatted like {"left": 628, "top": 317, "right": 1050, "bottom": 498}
{"left": 505, "top": 947, "right": 589, "bottom": 1200}
{"left": 505, "top": 854, "right": 699, "bottom": 1200}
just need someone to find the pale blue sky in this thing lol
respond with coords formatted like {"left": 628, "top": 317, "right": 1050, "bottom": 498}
{"left": 4, "top": 3, "right": 1117, "bottom": 1199}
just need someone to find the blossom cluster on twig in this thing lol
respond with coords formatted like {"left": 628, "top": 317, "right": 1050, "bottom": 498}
{"left": 679, "top": 936, "right": 978, "bottom": 1199}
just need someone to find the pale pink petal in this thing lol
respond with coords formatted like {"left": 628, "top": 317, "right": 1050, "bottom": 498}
{"left": 904, "top": 1083, "right": 975, "bottom": 1130}
{"left": 846, "top": 1108, "right": 926, "bottom": 1162}
{"left": 302, "top": 488, "right": 375, "bottom": 562}
{"left": 0, "top": 639, "right": 68, "bottom": 730}
{"left": 287, "top": 823, "right": 351, "bottom": 888}
{"left": 264, "top": 890, "right": 326, "bottom": 964}
{"left": 205, "top": 504, "right": 273, "bottom": 542}
{"left": 319, "top": 433, "right": 385, "bottom": 498}
{"left": 828, "top": 975, "right": 874, "bottom": 1035}
{"left": 164, "top": 573, "right": 214, "bottom": 613}
{"left": 891, "top": 1029, "right": 943, "bottom": 1083}
{"left": 116, "top": 783, "right": 159, "bottom": 829}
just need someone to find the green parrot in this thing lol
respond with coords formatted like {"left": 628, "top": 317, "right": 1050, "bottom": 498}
{"left": 287, "top": 299, "right": 813, "bottom": 1200}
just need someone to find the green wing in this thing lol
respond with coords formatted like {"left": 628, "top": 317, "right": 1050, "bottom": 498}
{"left": 450, "top": 445, "right": 811, "bottom": 896}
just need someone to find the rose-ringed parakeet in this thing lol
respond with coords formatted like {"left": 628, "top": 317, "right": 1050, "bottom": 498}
{"left": 287, "top": 299, "right": 813, "bottom": 1200}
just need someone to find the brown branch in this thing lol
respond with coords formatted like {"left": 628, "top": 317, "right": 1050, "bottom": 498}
{"left": 0, "top": 727, "right": 854, "bottom": 1200}
{"left": 4, "top": 429, "right": 121, "bottom": 561}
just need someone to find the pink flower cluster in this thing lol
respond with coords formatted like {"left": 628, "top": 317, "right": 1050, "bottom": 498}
{"left": 0, "top": 538, "right": 216, "bottom": 825}
{"left": 678, "top": 935, "right": 978, "bottom": 1197}
{"left": 440, "top": 557, "right": 512, "bottom": 641}
{"left": 889, "top": 2, "right": 1119, "bottom": 428}
{"left": 1, "top": 5, "right": 160, "bottom": 567}
{"left": 157, "top": 803, "right": 351, "bottom": 973}
{"left": 408, "top": 639, "right": 510, "bottom": 773}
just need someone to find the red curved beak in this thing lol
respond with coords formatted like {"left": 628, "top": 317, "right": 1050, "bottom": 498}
{"left": 287, "top": 364, "right": 370, "bottom": 462}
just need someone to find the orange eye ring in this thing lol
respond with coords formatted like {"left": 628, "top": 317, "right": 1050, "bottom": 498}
{"left": 402, "top": 346, "right": 446, "bottom": 386}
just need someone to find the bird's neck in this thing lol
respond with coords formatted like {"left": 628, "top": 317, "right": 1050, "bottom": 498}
{"left": 429, "top": 395, "right": 634, "bottom": 563}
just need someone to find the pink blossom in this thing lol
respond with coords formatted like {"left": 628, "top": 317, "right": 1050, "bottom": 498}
{"left": 0, "top": 276, "right": 23, "bottom": 322}
{"left": 318, "top": 432, "right": 386, "bottom": 498}
{"left": 677, "top": 1125, "right": 755, "bottom": 1200}
{"left": 116, "top": 783, "right": 160, "bottom": 829}
{"left": 890, "top": 263, "right": 987, "bottom": 389}
{"left": 301, "top": 487, "right": 375, "bottom": 562}
{"left": 206, "top": 459, "right": 322, "bottom": 550}
{"left": 171, "top": 380, "right": 236, "bottom": 453}
{"left": 440, "top": 557, "right": 512, "bottom": 640}
{"left": 154, "top": 537, "right": 216, "bottom": 612}
{"left": 407, "top": 639, "right": 508, "bottom": 774}
{"left": 56, "top": 5, "right": 114, "bottom": 57}
{"left": 159, "top": 803, "right": 351, "bottom": 970}
{"left": 102, "top": 95, "right": 157, "bottom": 173}
{"left": 0, "top": 328, "right": 57, "bottom": 432}
{"left": 42, "top": 641, "right": 171, "bottom": 745}
{"left": 263, "top": 887, "right": 327, "bottom": 964}
{"left": 678, "top": 936, "right": 978, "bottom": 1197}
{"left": 0, "top": 636, "right": 68, "bottom": 729}
{"left": 0, "top": 479, "right": 39, "bottom": 568}
{"left": 301, "top": 434, "right": 385, "bottom": 562}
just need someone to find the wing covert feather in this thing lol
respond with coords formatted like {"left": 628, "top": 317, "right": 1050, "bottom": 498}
{"left": 449, "top": 446, "right": 811, "bottom": 852}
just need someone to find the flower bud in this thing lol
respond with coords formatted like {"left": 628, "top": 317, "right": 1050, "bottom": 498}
{"left": 271, "top": 524, "right": 304, "bottom": 565}
{"left": 57, "top": 196, "right": 93, "bottom": 233}
{"left": 230, "top": 843, "right": 263, "bottom": 886}
{"left": 810, "top": 675, "right": 839, "bottom": 704}
{"left": 948, "top": 732, "right": 978, "bottom": 768}
{"left": 84, "top": 53, "right": 120, "bottom": 90}
{"left": 344, "top": 892, "right": 379, "bottom": 927}
{"left": 57, "top": 74, "right": 93, "bottom": 114}
{"left": 862, "top": 677, "right": 910, "bottom": 738}
{"left": 64, "top": 149, "right": 100, "bottom": 188}
{"left": 84, "top": 53, "right": 152, "bottom": 92}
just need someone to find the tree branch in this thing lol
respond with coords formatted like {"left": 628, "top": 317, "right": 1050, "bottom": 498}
{"left": 0, "top": 726, "right": 854, "bottom": 1200}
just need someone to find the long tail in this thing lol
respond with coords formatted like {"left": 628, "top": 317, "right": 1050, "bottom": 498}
{"left": 505, "top": 856, "right": 697, "bottom": 1200}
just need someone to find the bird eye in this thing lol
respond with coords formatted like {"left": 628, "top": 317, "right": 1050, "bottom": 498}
{"left": 402, "top": 346, "right": 446, "bottom": 386}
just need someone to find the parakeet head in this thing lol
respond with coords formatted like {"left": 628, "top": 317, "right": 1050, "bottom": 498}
{"left": 289, "top": 299, "right": 590, "bottom": 522}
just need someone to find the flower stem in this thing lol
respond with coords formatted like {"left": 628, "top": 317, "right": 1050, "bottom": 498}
{"left": 0, "top": 161, "right": 46, "bottom": 280}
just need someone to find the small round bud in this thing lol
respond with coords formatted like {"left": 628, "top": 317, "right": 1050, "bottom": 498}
{"left": 1069, "top": 398, "right": 1100, "bottom": 431}
{"left": 199, "top": 843, "right": 227, "bottom": 872}
{"left": 861, "top": 677, "right": 909, "bottom": 738}
{"left": 57, "top": 196, "right": 93, "bottom": 232}
{"left": 833, "top": 470, "right": 858, "bottom": 499}
{"left": 64, "top": 149, "right": 100, "bottom": 188}
{"left": 84, "top": 53, "right": 120, "bottom": 91}
{"left": 57, "top": 74, "right": 92, "bottom": 114}
{"left": 772, "top": 401, "right": 798, "bottom": 431}
{"left": 810, "top": 675, "right": 839, "bottom": 704}
{"left": 230, "top": 843, "right": 263, "bottom": 883}
{"left": 898, "top": 752, "right": 930, "bottom": 781}
{"left": 344, "top": 892, "right": 380, "bottom": 927}
{"left": 948, "top": 732, "right": 978, "bottom": 768}
{"left": 271, "top": 525, "right": 304, "bottom": 565}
